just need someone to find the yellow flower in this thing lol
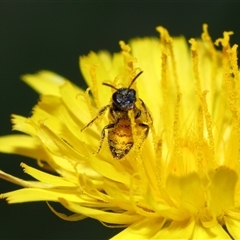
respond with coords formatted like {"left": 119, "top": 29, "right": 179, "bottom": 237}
{"left": 1, "top": 24, "right": 240, "bottom": 239}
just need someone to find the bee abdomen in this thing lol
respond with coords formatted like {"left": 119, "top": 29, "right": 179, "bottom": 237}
{"left": 108, "top": 139, "right": 133, "bottom": 159}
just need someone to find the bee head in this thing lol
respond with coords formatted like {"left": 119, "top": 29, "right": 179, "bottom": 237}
{"left": 102, "top": 71, "right": 143, "bottom": 111}
{"left": 112, "top": 88, "right": 136, "bottom": 111}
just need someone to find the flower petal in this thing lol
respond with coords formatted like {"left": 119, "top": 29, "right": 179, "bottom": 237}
{"left": 60, "top": 81, "right": 91, "bottom": 125}
{"left": 208, "top": 167, "right": 238, "bottom": 217}
{"left": 60, "top": 198, "right": 142, "bottom": 225}
{"left": 192, "top": 222, "right": 231, "bottom": 239}
{"left": 224, "top": 215, "right": 240, "bottom": 239}
{"left": 165, "top": 172, "right": 205, "bottom": 214}
{"left": 88, "top": 155, "right": 131, "bottom": 185}
{"left": 47, "top": 202, "right": 87, "bottom": 221}
{"left": 1, "top": 188, "right": 85, "bottom": 203}
{"left": 111, "top": 217, "right": 165, "bottom": 239}
{"left": 151, "top": 218, "right": 195, "bottom": 239}
{"left": 21, "top": 163, "right": 77, "bottom": 186}
{"left": 11, "top": 115, "right": 37, "bottom": 136}
{"left": 37, "top": 123, "right": 85, "bottom": 162}
{"left": 21, "top": 71, "right": 65, "bottom": 95}
{"left": 80, "top": 52, "right": 113, "bottom": 107}
{"left": 0, "top": 134, "right": 47, "bottom": 160}
{"left": 130, "top": 38, "right": 162, "bottom": 124}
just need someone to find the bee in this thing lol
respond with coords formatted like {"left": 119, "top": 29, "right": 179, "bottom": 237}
{"left": 81, "top": 71, "right": 152, "bottom": 159}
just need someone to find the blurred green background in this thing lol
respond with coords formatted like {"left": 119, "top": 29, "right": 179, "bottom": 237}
{"left": 1, "top": 2, "right": 240, "bottom": 239}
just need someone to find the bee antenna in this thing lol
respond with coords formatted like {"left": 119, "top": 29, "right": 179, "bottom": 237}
{"left": 102, "top": 82, "right": 119, "bottom": 91}
{"left": 128, "top": 71, "right": 143, "bottom": 89}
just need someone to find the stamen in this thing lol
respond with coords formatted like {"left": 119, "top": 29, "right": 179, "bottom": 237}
{"left": 119, "top": 41, "right": 138, "bottom": 82}
{"left": 198, "top": 91, "right": 216, "bottom": 168}
{"left": 85, "top": 65, "right": 101, "bottom": 109}
{"left": 163, "top": 28, "right": 180, "bottom": 94}
{"left": 84, "top": 87, "right": 95, "bottom": 116}
{"left": 201, "top": 24, "right": 220, "bottom": 107}
{"left": 157, "top": 26, "right": 183, "bottom": 175}
{"left": 155, "top": 138, "right": 163, "bottom": 188}
{"left": 228, "top": 45, "right": 240, "bottom": 167}
{"left": 189, "top": 38, "right": 202, "bottom": 93}
{"left": 156, "top": 27, "right": 169, "bottom": 102}
{"left": 172, "top": 93, "right": 182, "bottom": 174}
{"left": 196, "top": 105, "right": 205, "bottom": 171}
{"left": 217, "top": 32, "right": 240, "bottom": 167}
{"left": 190, "top": 37, "right": 216, "bottom": 168}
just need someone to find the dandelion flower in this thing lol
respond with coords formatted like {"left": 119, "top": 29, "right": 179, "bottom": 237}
{"left": 1, "top": 24, "right": 240, "bottom": 239}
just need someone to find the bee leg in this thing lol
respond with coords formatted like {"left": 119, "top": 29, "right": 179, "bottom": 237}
{"left": 81, "top": 105, "right": 110, "bottom": 131}
{"left": 135, "top": 108, "right": 141, "bottom": 119}
{"left": 137, "top": 123, "right": 149, "bottom": 149}
{"left": 96, "top": 123, "right": 115, "bottom": 154}
{"left": 139, "top": 98, "right": 153, "bottom": 123}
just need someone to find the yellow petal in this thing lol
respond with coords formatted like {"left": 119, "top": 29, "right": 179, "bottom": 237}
{"left": 165, "top": 172, "right": 205, "bottom": 214}
{"left": 0, "top": 134, "right": 47, "bottom": 160}
{"left": 191, "top": 222, "right": 231, "bottom": 239}
{"left": 21, "top": 71, "right": 65, "bottom": 95}
{"left": 1, "top": 188, "right": 86, "bottom": 203}
{"left": 0, "top": 170, "right": 48, "bottom": 188}
{"left": 80, "top": 52, "right": 112, "bottom": 108}
{"left": 30, "top": 95, "right": 64, "bottom": 136}
{"left": 87, "top": 154, "right": 131, "bottom": 185}
{"left": 151, "top": 218, "right": 195, "bottom": 239}
{"left": 11, "top": 115, "right": 36, "bottom": 136}
{"left": 60, "top": 81, "right": 90, "bottom": 124}
{"left": 60, "top": 198, "right": 142, "bottom": 224}
{"left": 130, "top": 38, "right": 162, "bottom": 124}
{"left": 37, "top": 123, "right": 84, "bottom": 162}
{"left": 47, "top": 202, "right": 87, "bottom": 221}
{"left": 208, "top": 167, "right": 238, "bottom": 217}
{"left": 21, "top": 163, "right": 77, "bottom": 186}
{"left": 111, "top": 217, "right": 165, "bottom": 239}
{"left": 224, "top": 215, "right": 240, "bottom": 239}
{"left": 146, "top": 188, "right": 189, "bottom": 221}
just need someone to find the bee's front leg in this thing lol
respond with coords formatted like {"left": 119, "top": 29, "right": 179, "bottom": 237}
{"left": 81, "top": 105, "right": 110, "bottom": 131}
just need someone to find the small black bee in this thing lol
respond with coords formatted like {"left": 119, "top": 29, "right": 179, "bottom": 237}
{"left": 81, "top": 71, "right": 151, "bottom": 159}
